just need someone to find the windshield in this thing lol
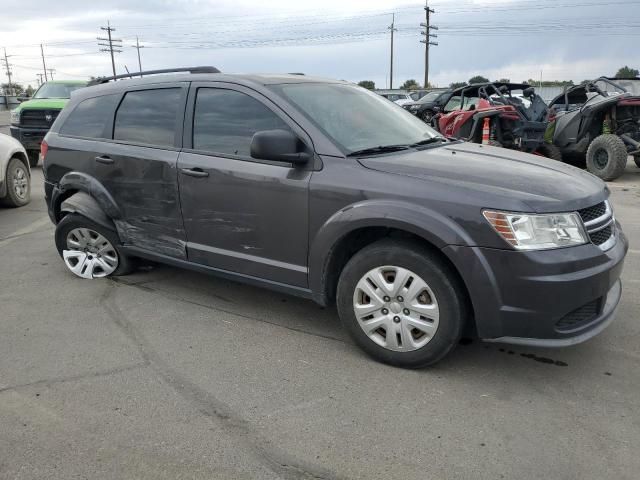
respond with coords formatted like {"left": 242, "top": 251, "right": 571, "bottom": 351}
{"left": 607, "top": 79, "right": 640, "bottom": 96}
{"left": 418, "top": 91, "right": 445, "bottom": 104}
{"left": 33, "top": 83, "right": 85, "bottom": 99}
{"left": 271, "top": 83, "right": 440, "bottom": 154}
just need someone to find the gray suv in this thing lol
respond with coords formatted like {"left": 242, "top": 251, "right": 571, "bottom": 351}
{"left": 42, "top": 67, "right": 628, "bottom": 368}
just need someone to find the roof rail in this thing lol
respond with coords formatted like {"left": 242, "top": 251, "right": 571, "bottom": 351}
{"left": 88, "top": 66, "right": 220, "bottom": 86}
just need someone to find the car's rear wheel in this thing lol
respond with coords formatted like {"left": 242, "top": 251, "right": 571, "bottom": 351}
{"left": 27, "top": 150, "right": 39, "bottom": 168}
{"left": 54, "top": 213, "right": 133, "bottom": 278}
{"left": 336, "top": 239, "right": 467, "bottom": 368}
{"left": 586, "top": 134, "right": 628, "bottom": 181}
{"left": 2, "top": 157, "right": 30, "bottom": 207}
{"left": 535, "top": 143, "right": 563, "bottom": 161}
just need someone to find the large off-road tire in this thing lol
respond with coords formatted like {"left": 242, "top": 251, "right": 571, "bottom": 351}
{"left": 336, "top": 239, "right": 467, "bottom": 368}
{"left": 634, "top": 155, "right": 640, "bottom": 169}
{"left": 1, "top": 157, "right": 31, "bottom": 207}
{"left": 27, "top": 150, "right": 39, "bottom": 168}
{"left": 55, "top": 213, "right": 134, "bottom": 278}
{"left": 535, "top": 143, "right": 563, "bottom": 161}
{"left": 586, "top": 134, "right": 628, "bottom": 181}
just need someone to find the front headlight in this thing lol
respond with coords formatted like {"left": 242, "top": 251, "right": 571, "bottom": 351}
{"left": 483, "top": 210, "right": 588, "bottom": 250}
{"left": 410, "top": 105, "right": 420, "bottom": 111}
{"left": 10, "top": 109, "right": 20, "bottom": 125}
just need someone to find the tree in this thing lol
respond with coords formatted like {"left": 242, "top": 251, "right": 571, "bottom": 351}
{"left": 25, "top": 85, "right": 35, "bottom": 97}
{"left": 400, "top": 79, "right": 420, "bottom": 90}
{"left": 357, "top": 80, "right": 375, "bottom": 90}
{"left": 615, "top": 66, "right": 639, "bottom": 79}
{"left": 1, "top": 83, "right": 24, "bottom": 95}
{"left": 497, "top": 78, "right": 510, "bottom": 83}
{"left": 449, "top": 81, "right": 467, "bottom": 89}
{"left": 468, "top": 75, "right": 490, "bottom": 84}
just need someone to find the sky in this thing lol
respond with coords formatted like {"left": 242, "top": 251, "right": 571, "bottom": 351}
{"left": 1, "top": 0, "right": 639, "bottom": 90}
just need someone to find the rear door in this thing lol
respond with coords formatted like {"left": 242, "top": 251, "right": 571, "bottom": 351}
{"left": 177, "top": 82, "right": 313, "bottom": 287}
{"left": 93, "top": 84, "right": 189, "bottom": 259}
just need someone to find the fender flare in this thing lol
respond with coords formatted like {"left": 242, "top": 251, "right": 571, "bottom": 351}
{"left": 308, "top": 199, "right": 475, "bottom": 304}
{"left": 52, "top": 172, "right": 121, "bottom": 223}
{"left": 60, "top": 191, "right": 117, "bottom": 232}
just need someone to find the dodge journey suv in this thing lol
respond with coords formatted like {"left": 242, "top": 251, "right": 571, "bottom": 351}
{"left": 42, "top": 67, "right": 628, "bottom": 368}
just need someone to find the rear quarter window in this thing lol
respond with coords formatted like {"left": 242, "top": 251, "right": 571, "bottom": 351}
{"left": 59, "top": 94, "right": 120, "bottom": 138}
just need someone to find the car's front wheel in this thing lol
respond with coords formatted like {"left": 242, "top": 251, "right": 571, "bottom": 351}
{"left": 634, "top": 155, "right": 640, "bottom": 169}
{"left": 54, "top": 213, "right": 133, "bottom": 279}
{"left": 337, "top": 239, "right": 467, "bottom": 368}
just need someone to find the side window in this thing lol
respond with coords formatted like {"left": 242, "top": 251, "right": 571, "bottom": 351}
{"left": 113, "top": 88, "right": 181, "bottom": 147}
{"left": 59, "top": 94, "right": 119, "bottom": 138}
{"left": 193, "top": 88, "right": 291, "bottom": 157}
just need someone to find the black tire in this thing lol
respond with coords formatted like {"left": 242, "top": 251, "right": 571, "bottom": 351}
{"left": 634, "top": 155, "right": 640, "bottom": 169}
{"left": 336, "top": 239, "right": 468, "bottom": 368}
{"left": 535, "top": 143, "right": 563, "bottom": 161}
{"left": 420, "top": 109, "right": 435, "bottom": 124}
{"left": 2, "top": 157, "right": 31, "bottom": 207}
{"left": 27, "top": 150, "right": 39, "bottom": 168}
{"left": 54, "top": 213, "right": 134, "bottom": 277}
{"left": 586, "top": 134, "right": 628, "bottom": 181}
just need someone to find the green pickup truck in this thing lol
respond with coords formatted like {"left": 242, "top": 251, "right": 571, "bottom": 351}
{"left": 10, "top": 80, "right": 87, "bottom": 166}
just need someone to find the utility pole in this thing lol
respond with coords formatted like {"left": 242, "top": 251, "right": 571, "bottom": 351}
{"left": 131, "top": 36, "right": 144, "bottom": 73}
{"left": 98, "top": 21, "right": 122, "bottom": 77}
{"left": 36, "top": 73, "right": 44, "bottom": 86}
{"left": 47, "top": 68, "right": 56, "bottom": 80}
{"left": 40, "top": 44, "right": 48, "bottom": 81}
{"left": 388, "top": 13, "right": 397, "bottom": 89}
{"left": 1, "top": 48, "right": 14, "bottom": 96}
{"left": 420, "top": 1, "right": 438, "bottom": 88}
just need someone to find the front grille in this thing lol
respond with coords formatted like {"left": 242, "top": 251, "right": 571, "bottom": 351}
{"left": 20, "top": 109, "right": 59, "bottom": 128}
{"left": 556, "top": 298, "right": 602, "bottom": 331}
{"left": 578, "top": 202, "right": 606, "bottom": 223}
{"left": 577, "top": 201, "right": 614, "bottom": 249}
{"left": 590, "top": 225, "right": 613, "bottom": 245}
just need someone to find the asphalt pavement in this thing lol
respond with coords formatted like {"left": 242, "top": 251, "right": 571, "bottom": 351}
{"left": 1, "top": 121, "right": 639, "bottom": 479}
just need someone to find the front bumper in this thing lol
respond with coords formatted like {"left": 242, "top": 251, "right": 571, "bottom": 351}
{"left": 443, "top": 224, "right": 628, "bottom": 347}
{"left": 10, "top": 125, "right": 48, "bottom": 150}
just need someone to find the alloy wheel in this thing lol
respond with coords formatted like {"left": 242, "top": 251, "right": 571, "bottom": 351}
{"left": 12, "top": 165, "right": 28, "bottom": 200}
{"left": 352, "top": 266, "right": 439, "bottom": 352}
{"left": 63, "top": 228, "right": 118, "bottom": 279}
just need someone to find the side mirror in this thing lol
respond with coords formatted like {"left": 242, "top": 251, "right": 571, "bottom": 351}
{"left": 522, "top": 87, "right": 535, "bottom": 98}
{"left": 17, "top": 96, "right": 29, "bottom": 103}
{"left": 250, "top": 129, "right": 310, "bottom": 164}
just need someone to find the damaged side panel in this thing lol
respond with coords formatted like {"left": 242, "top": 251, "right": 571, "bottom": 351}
{"left": 91, "top": 142, "right": 187, "bottom": 259}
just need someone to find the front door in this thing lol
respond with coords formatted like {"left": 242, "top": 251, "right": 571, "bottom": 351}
{"left": 177, "top": 84, "right": 312, "bottom": 287}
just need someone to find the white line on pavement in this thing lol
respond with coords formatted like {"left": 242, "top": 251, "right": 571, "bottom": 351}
{"left": 0, "top": 216, "right": 51, "bottom": 248}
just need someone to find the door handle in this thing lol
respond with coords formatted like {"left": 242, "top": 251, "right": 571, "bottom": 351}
{"left": 180, "top": 167, "right": 209, "bottom": 178}
{"left": 95, "top": 155, "right": 114, "bottom": 165}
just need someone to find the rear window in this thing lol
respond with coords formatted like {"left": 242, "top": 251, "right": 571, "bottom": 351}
{"left": 59, "top": 94, "right": 120, "bottom": 138}
{"left": 113, "top": 88, "right": 181, "bottom": 147}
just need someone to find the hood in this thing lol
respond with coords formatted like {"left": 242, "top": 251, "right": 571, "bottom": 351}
{"left": 358, "top": 142, "right": 606, "bottom": 213}
{"left": 15, "top": 98, "right": 70, "bottom": 111}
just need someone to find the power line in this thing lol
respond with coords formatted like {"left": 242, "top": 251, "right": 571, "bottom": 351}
{"left": 131, "top": 36, "right": 145, "bottom": 73}
{"left": 98, "top": 21, "right": 122, "bottom": 77}
{"left": 420, "top": 1, "right": 438, "bottom": 87}
{"left": 388, "top": 14, "right": 397, "bottom": 89}
{"left": 2, "top": 48, "right": 14, "bottom": 95}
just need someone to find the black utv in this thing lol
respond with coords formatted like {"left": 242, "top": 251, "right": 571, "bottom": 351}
{"left": 547, "top": 77, "right": 640, "bottom": 180}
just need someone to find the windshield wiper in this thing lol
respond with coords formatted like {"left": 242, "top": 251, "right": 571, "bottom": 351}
{"left": 409, "top": 137, "right": 447, "bottom": 147}
{"left": 346, "top": 144, "right": 411, "bottom": 157}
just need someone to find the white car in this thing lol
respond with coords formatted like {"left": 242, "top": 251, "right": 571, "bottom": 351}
{"left": 0, "top": 133, "right": 31, "bottom": 207}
